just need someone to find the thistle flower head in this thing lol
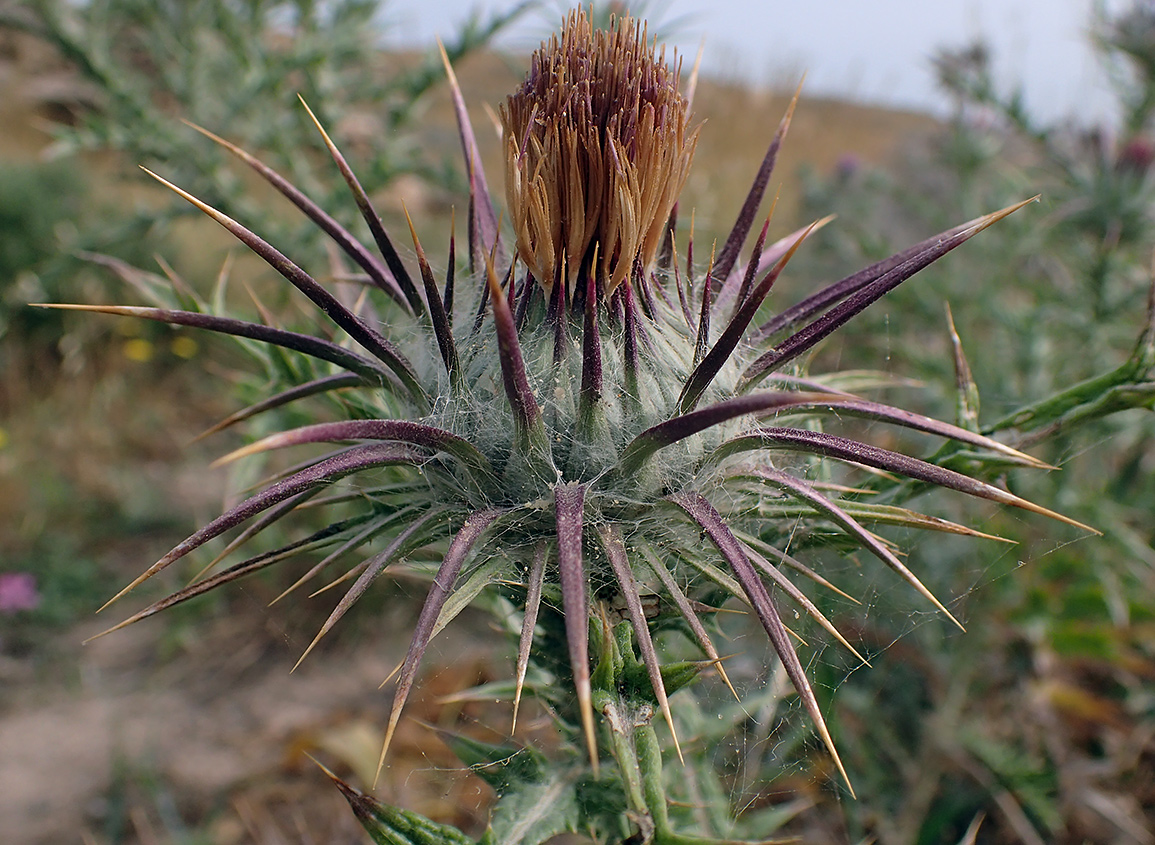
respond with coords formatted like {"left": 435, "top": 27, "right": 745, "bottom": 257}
{"left": 48, "top": 7, "right": 1090, "bottom": 817}
{"left": 501, "top": 7, "right": 696, "bottom": 297}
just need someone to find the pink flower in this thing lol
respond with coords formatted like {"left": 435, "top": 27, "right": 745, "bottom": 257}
{"left": 1118, "top": 135, "right": 1155, "bottom": 175}
{"left": 0, "top": 572, "right": 40, "bottom": 613}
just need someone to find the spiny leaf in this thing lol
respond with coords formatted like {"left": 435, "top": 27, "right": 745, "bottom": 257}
{"left": 404, "top": 205, "right": 461, "bottom": 386}
{"left": 726, "top": 476, "right": 1011, "bottom": 542}
{"left": 599, "top": 525, "right": 682, "bottom": 762}
{"left": 692, "top": 243, "right": 716, "bottom": 368}
{"left": 182, "top": 119, "right": 408, "bottom": 308}
{"left": 445, "top": 207, "right": 457, "bottom": 319}
{"left": 186, "top": 488, "right": 321, "bottom": 586}
{"left": 735, "top": 530, "right": 860, "bottom": 603}
{"left": 945, "top": 303, "right": 981, "bottom": 432}
{"left": 295, "top": 508, "right": 454, "bottom": 670}
{"left": 297, "top": 97, "right": 425, "bottom": 316}
{"left": 488, "top": 250, "right": 542, "bottom": 434}
{"left": 514, "top": 543, "right": 548, "bottom": 732}
{"left": 35, "top": 304, "right": 397, "bottom": 388}
{"left": 637, "top": 542, "right": 738, "bottom": 699}
{"left": 742, "top": 198, "right": 1039, "bottom": 390}
{"left": 622, "top": 278, "right": 642, "bottom": 398}
{"left": 834, "top": 502, "right": 1011, "bottom": 539}
{"left": 618, "top": 391, "right": 831, "bottom": 476}
{"left": 763, "top": 396, "right": 1050, "bottom": 468}
{"left": 740, "top": 541, "right": 871, "bottom": 661}
{"left": 755, "top": 218, "right": 975, "bottom": 340}
{"left": 139, "top": 168, "right": 429, "bottom": 410}
{"left": 717, "top": 216, "right": 835, "bottom": 314}
{"left": 667, "top": 491, "right": 855, "bottom": 797}
{"left": 193, "top": 373, "right": 367, "bottom": 442}
{"left": 710, "top": 80, "right": 802, "bottom": 288}
{"left": 319, "top": 760, "right": 475, "bottom": 845}
{"left": 713, "top": 426, "right": 1096, "bottom": 533}
{"left": 86, "top": 516, "right": 369, "bottom": 643}
{"left": 377, "top": 509, "right": 500, "bottom": 783}
{"left": 212, "top": 419, "right": 492, "bottom": 476}
{"left": 554, "top": 483, "right": 597, "bottom": 774}
{"left": 726, "top": 212, "right": 772, "bottom": 312}
{"left": 669, "top": 233, "right": 694, "bottom": 327}
{"left": 272, "top": 508, "right": 414, "bottom": 606}
{"left": 233, "top": 443, "right": 373, "bottom": 498}
{"left": 295, "top": 481, "right": 427, "bottom": 511}
{"left": 670, "top": 543, "right": 746, "bottom": 604}
{"left": 678, "top": 218, "right": 818, "bottom": 413}
{"left": 580, "top": 267, "right": 603, "bottom": 422}
{"left": 438, "top": 39, "right": 504, "bottom": 273}
{"left": 99, "top": 444, "right": 419, "bottom": 610}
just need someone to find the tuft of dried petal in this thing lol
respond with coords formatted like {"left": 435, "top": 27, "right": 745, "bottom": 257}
{"left": 501, "top": 7, "right": 698, "bottom": 300}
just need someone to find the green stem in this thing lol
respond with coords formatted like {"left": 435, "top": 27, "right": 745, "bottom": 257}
{"left": 986, "top": 358, "right": 1154, "bottom": 436}
{"left": 636, "top": 723, "right": 672, "bottom": 838}
{"left": 598, "top": 694, "right": 649, "bottom": 820}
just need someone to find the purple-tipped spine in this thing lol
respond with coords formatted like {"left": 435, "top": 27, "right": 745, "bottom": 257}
{"left": 554, "top": 483, "right": 598, "bottom": 772}
{"left": 709, "top": 86, "right": 799, "bottom": 289}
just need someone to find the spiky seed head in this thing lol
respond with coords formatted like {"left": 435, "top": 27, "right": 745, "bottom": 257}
{"left": 501, "top": 7, "right": 698, "bottom": 298}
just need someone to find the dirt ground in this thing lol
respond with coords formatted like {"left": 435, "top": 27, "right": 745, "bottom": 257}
{"left": 1, "top": 586, "right": 514, "bottom": 842}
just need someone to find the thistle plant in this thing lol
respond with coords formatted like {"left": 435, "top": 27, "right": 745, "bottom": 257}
{"left": 44, "top": 8, "right": 1095, "bottom": 842}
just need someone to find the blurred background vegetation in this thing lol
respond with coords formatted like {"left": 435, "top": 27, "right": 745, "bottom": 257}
{"left": 0, "top": 1, "right": 1152, "bottom": 843}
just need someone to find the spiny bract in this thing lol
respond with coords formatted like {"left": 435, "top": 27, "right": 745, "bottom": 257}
{"left": 59, "top": 7, "right": 1088, "bottom": 795}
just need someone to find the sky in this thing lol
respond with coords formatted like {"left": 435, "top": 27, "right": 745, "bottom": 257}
{"left": 379, "top": 0, "right": 1134, "bottom": 125}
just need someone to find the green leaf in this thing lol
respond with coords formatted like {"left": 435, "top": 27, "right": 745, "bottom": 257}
{"left": 620, "top": 657, "right": 703, "bottom": 700}
{"left": 487, "top": 770, "right": 583, "bottom": 845}
{"left": 436, "top": 730, "right": 548, "bottom": 793}
{"left": 326, "top": 768, "right": 475, "bottom": 845}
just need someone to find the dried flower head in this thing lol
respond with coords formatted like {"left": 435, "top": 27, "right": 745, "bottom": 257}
{"left": 501, "top": 8, "right": 696, "bottom": 296}
{"left": 43, "top": 6, "right": 1090, "bottom": 811}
